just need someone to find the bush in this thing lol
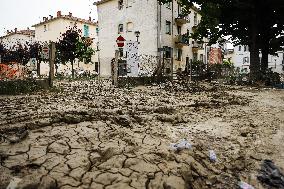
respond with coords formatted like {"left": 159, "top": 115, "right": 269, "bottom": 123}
{"left": 0, "top": 79, "right": 49, "bottom": 95}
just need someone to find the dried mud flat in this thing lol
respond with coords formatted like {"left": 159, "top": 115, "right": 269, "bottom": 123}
{"left": 0, "top": 81, "right": 283, "bottom": 189}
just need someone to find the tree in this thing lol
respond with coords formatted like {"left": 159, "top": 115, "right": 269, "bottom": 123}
{"left": 56, "top": 27, "right": 80, "bottom": 79}
{"left": 159, "top": 0, "right": 284, "bottom": 81}
{"left": 56, "top": 27, "right": 95, "bottom": 79}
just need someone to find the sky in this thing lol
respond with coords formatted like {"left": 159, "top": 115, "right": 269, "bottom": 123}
{"left": 0, "top": 0, "right": 98, "bottom": 36}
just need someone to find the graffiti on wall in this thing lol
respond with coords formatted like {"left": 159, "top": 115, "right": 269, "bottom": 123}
{"left": 126, "top": 41, "right": 139, "bottom": 76}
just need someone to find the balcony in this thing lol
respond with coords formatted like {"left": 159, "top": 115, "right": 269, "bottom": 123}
{"left": 175, "top": 14, "right": 190, "bottom": 25}
{"left": 192, "top": 41, "right": 203, "bottom": 52}
{"left": 175, "top": 34, "right": 189, "bottom": 47}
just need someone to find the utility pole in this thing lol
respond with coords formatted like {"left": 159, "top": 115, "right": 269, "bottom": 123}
{"left": 49, "top": 42, "right": 55, "bottom": 87}
{"left": 190, "top": 59, "right": 192, "bottom": 82}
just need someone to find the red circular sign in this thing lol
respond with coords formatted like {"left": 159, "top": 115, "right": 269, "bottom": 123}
{"left": 116, "top": 35, "right": 125, "bottom": 47}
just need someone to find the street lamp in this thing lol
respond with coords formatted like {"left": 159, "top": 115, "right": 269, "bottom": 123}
{"left": 134, "top": 31, "right": 140, "bottom": 43}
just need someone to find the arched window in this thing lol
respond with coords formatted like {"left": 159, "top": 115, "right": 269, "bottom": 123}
{"left": 126, "top": 22, "right": 134, "bottom": 32}
{"left": 118, "top": 24, "right": 123, "bottom": 33}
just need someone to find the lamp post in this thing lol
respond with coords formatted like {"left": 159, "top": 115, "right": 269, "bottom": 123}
{"left": 134, "top": 31, "right": 140, "bottom": 43}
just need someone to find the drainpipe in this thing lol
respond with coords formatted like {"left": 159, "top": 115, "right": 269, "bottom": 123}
{"left": 171, "top": 0, "right": 174, "bottom": 79}
{"left": 157, "top": 2, "right": 160, "bottom": 57}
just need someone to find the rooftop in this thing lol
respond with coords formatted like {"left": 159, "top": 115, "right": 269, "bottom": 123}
{"left": 0, "top": 29, "right": 35, "bottom": 39}
{"left": 94, "top": 0, "right": 112, "bottom": 6}
{"left": 32, "top": 11, "right": 97, "bottom": 27}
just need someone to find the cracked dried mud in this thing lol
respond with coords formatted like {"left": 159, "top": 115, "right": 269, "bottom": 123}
{"left": 0, "top": 80, "right": 283, "bottom": 189}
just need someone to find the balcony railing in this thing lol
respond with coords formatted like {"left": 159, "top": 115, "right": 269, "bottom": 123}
{"left": 192, "top": 41, "right": 203, "bottom": 51}
{"left": 175, "top": 34, "right": 190, "bottom": 47}
{"left": 175, "top": 14, "right": 190, "bottom": 25}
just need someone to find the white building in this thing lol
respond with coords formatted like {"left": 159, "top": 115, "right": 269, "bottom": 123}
{"left": 95, "top": 0, "right": 206, "bottom": 77}
{"left": 32, "top": 11, "right": 99, "bottom": 75}
{"left": 225, "top": 44, "right": 284, "bottom": 74}
{"left": 0, "top": 28, "right": 35, "bottom": 50}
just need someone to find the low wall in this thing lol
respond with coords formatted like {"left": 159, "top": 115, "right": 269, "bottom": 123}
{"left": 0, "top": 79, "right": 50, "bottom": 95}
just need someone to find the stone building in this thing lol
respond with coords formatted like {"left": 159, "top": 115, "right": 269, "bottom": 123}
{"left": 224, "top": 44, "right": 284, "bottom": 74}
{"left": 0, "top": 28, "right": 35, "bottom": 50}
{"left": 32, "top": 11, "right": 99, "bottom": 76}
{"left": 95, "top": 0, "right": 206, "bottom": 77}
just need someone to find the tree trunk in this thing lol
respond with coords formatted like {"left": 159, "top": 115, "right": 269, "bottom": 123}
{"left": 249, "top": 14, "right": 261, "bottom": 82}
{"left": 71, "top": 60, "right": 74, "bottom": 79}
{"left": 261, "top": 45, "right": 269, "bottom": 73}
{"left": 261, "top": 37, "right": 269, "bottom": 73}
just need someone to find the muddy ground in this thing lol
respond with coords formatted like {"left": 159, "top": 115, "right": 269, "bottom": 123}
{"left": 0, "top": 80, "right": 283, "bottom": 189}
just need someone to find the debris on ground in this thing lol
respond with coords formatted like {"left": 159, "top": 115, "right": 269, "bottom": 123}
{"left": 209, "top": 150, "right": 217, "bottom": 162}
{"left": 257, "top": 159, "right": 284, "bottom": 189}
{"left": 238, "top": 181, "right": 255, "bottom": 189}
{"left": 6, "top": 177, "right": 22, "bottom": 189}
{"left": 170, "top": 138, "right": 192, "bottom": 151}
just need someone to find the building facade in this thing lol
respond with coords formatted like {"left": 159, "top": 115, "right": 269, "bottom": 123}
{"left": 225, "top": 44, "right": 284, "bottom": 74}
{"left": 32, "top": 11, "right": 99, "bottom": 75}
{"left": 0, "top": 28, "right": 35, "bottom": 50}
{"left": 96, "top": 0, "right": 206, "bottom": 77}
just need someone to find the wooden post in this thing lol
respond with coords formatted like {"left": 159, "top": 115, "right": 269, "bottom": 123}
{"left": 113, "top": 50, "right": 119, "bottom": 87}
{"left": 49, "top": 42, "right": 55, "bottom": 87}
{"left": 190, "top": 59, "right": 192, "bottom": 82}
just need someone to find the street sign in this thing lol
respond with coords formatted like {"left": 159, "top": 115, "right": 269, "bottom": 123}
{"left": 31, "top": 58, "right": 37, "bottom": 70}
{"left": 116, "top": 35, "right": 125, "bottom": 48}
{"left": 42, "top": 44, "right": 50, "bottom": 60}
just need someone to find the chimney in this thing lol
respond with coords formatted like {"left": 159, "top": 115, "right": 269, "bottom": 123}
{"left": 89, "top": 16, "right": 92, "bottom": 21}
{"left": 7, "top": 30, "right": 10, "bottom": 34}
{"left": 69, "top": 12, "right": 73, "bottom": 17}
{"left": 14, "top": 28, "right": 17, "bottom": 33}
{"left": 43, "top": 17, "right": 46, "bottom": 21}
{"left": 49, "top": 15, "right": 53, "bottom": 19}
{"left": 57, "top": 11, "right": 62, "bottom": 17}
{"left": 27, "top": 27, "right": 30, "bottom": 31}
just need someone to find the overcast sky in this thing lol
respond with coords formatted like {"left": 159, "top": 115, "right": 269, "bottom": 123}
{"left": 0, "top": 0, "right": 98, "bottom": 36}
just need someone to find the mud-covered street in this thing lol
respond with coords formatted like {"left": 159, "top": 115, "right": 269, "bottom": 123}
{"left": 0, "top": 81, "right": 283, "bottom": 189}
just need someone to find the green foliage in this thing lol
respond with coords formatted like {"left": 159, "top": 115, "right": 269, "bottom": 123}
{"left": 223, "top": 59, "right": 234, "bottom": 69}
{"left": 158, "top": 0, "right": 284, "bottom": 80}
{"left": 75, "top": 37, "right": 95, "bottom": 63}
{"left": 0, "top": 79, "right": 49, "bottom": 95}
{"left": 56, "top": 27, "right": 96, "bottom": 78}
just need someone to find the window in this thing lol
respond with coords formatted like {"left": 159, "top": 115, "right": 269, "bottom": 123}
{"left": 200, "top": 54, "right": 204, "bottom": 61}
{"left": 84, "top": 25, "right": 89, "bottom": 37}
{"left": 126, "top": 22, "right": 134, "bottom": 32}
{"left": 165, "top": 47, "right": 172, "bottom": 58}
{"left": 194, "top": 13, "right": 198, "bottom": 26}
{"left": 177, "top": 49, "right": 182, "bottom": 61}
{"left": 243, "top": 57, "right": 249, "bottom": 63}
{"left": 244, "top": 45, "right": 247, "bottom": 52}
{"left": 177, "top": 26, "right": 181, "bottom": 35}
{"left": 44, "top": 25, "right": 47, "bottom": 32}
{"left": 166, "top": 21, "right": 171, "bottom": 34}
{"left": 193, "top": 53, "right": 198, "bottom": 61}
{"left": 95, "top": 62, "right": 99, "bottom": 73}
{"left": 118, "top": 0, "right": 123, "bottom": 10}
{"left": 119, "top": 48, "right": 124, "bottom": 57}
{"left": 118, "top": 24, "right": 123, "bottom": 33}
{"left": 239, "top": 46, "right": 242, "bottom": 51}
